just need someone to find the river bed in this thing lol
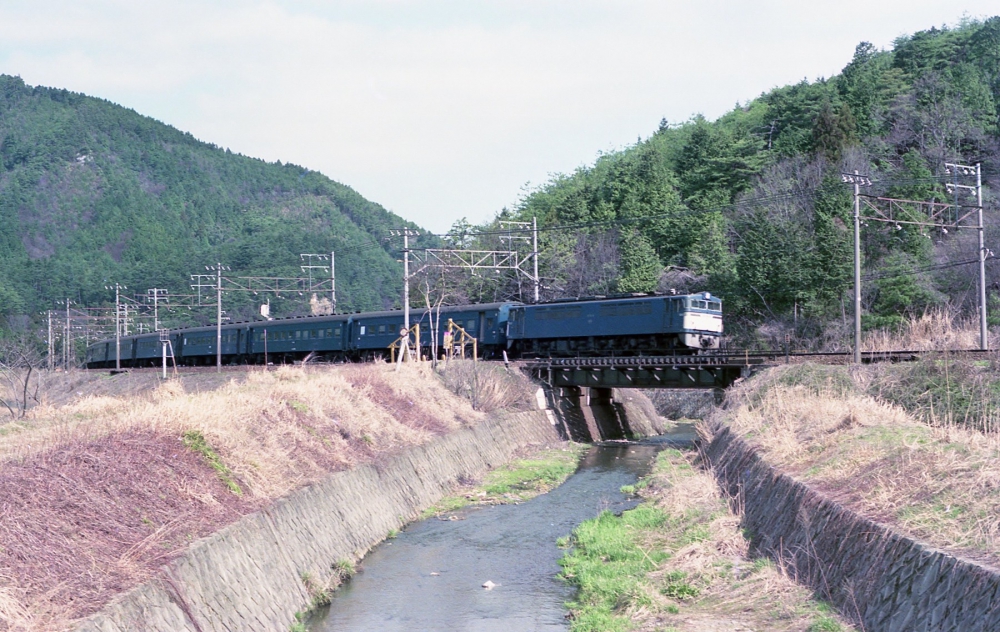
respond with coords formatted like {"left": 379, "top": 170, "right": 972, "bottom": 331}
{"left": 306, "top": 440, "right": 669, "bottom": 631}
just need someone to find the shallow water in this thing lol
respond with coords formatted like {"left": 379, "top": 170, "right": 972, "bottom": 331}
{"left": 307, "top": 441, "right": 665, "bottom": 631}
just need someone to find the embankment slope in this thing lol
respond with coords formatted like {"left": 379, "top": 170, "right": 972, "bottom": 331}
{"left": 703, "top": 362, "right": 1000, "bottom": 631}
{"left": 0, "top": 362, "right": 539, "bottom": 630}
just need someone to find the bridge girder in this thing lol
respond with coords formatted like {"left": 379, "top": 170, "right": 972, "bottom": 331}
{"left": 524, "top": 357, "right": 755, "bottom": 390}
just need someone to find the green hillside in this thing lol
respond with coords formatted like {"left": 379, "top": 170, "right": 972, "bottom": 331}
{"left": 0, "top": 74, "right": 428, "bottom": 330}
{"left": 469, "top": 17, "right": 1000, "bottom": 348}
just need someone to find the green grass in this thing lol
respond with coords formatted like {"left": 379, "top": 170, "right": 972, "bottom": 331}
{"left": 660, "top": 571, "right": 699, "bottom": 599}
{"left": 181, "top": 430, "right": 242, "bottom": 496}
{"left": 483, "top": 453, "right": 577, "bottom": 496}
{"left": 423, "top": 445, "right": 586, "bottom": 517}
{"left": 559, "top": 506, "right": 669, "bottom": 631}
{"left": 289, "top": 611, "right": 307, "bottom": 632}
{"left": 559, "top": 447, "right": 855, "bottom": 631}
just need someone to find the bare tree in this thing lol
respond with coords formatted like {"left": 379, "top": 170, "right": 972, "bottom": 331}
{"left": 0, "top": 330, "right": 42, "bottom": 420}
{"left": 419, "top": 272, "right": 450, "bottom": 367}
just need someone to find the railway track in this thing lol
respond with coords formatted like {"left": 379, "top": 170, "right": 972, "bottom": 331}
{"left": 707, "top": 347, "right": 994, "bottom": 365}
{"left": 90, "top": 347, "right": 994, "bottom": 373}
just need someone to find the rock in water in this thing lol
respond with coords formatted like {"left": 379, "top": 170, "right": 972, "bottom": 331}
{"left": 482, "top": 580, "right": 497, "bottom": 590}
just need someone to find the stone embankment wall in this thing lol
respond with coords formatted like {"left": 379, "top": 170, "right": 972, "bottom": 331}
{"left": 704, "top": 422, "right": 1000, "bottom": 632}
{"left": 644, "top": 388, "right": 715, "bottom": 420}
{"left": 77, "top": 409, "right": 560, "bottom": 632}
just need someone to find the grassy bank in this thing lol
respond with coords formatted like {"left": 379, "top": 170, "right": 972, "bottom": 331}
{"left": 559, "top": 448, "right": 855, "bottom": 632}
{"left": 0, "top": 362, "right": 537, "bottom": 631}
{"left": 723, "top": 360, "right": 1000, "bottom": 567}
{"left": 422, "top": 443, "right": 588, "bottom": 518}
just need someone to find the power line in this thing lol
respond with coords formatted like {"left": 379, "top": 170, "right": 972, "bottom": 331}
{"left": 862, "top": 256, "right": 992, "bottom": 282}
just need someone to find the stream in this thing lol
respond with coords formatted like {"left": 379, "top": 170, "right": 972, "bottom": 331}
{"left": 307, "top": 426, "right": 695, "bottom": 631}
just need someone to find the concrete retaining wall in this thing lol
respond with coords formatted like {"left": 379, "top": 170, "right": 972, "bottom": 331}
{"left": 703, "top": 422, "right": 1000, "bottom": 632}
{"left": 544, "top": 386, "right": 668, "bottom": 441}
{"left": 77, "top": 410, "right": 560, "bottom": 632}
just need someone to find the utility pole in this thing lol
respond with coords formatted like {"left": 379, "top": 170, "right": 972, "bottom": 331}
{"left": 216, "top": 265, "right": 223, "bottom": 373}
{"left": 65, "top": 298, "right": 71, "bottom": 370}
{"left": 104, "top": 283, "right": 125, "bottom": 370}
{"left": 842, "top": 172, "right": 872, "bottom": 364}
{"left": 204, "top": 263, "right": 229, "bottom": 373}
{"left": 47, "top": 310, "right": 53, "bottom": 371}
{"left": 946, "top": 162, "right": 988, "bottom": 350}
{"left": 390, "top": 229, "right": 420, "bottom": 349}
{"left": 532, "top": 216, "right": 540, "bottom": 303}
{"left": 853, "top": 173, "right": 861, "bottom": 365}
{"left": 191, "top": 274, "right": 214, "bottom": 306}
{"left": 300, "top": 252, "right": 335, "bottom": 313}
{"left": 978, "top": 163, "right": 987, "bottom": 351}
{"left": 498, "top": 218, "right": 541, "bottom": 302}
{"left": 147, "top": 288, "right": 168, "bottom": 331}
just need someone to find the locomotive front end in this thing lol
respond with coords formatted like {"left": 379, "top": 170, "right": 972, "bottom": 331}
{"left": 681, "top": 292, "right": 723, "bottom": 349}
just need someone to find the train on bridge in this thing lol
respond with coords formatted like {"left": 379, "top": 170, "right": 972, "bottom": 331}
{"left": 84, "top": 292, "right": 723, "bottom": 368}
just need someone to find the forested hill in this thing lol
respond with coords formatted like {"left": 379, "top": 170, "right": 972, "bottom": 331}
{"left": 474, "top": 17, "right": 1000, "bottom": 348}
{"left": 0, "top": 74, "right": 425, "bottom": 326}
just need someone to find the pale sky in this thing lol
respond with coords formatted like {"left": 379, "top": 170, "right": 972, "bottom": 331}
{"left": 0, "top": 1, "right": 993, "bottom": 233}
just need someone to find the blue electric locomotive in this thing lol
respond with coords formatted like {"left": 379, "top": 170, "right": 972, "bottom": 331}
{"left": 506, "top": 292, "right": 722, "bottom": 357}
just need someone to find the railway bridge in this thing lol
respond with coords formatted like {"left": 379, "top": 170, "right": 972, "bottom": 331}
{"left": 521, "top": 354, "right": 763, "bottom": 443}
{"left": 522, "top": 353, "right": 760, "bottom": 390}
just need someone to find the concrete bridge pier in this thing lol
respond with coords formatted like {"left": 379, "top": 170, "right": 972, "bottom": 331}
{"left": 543, "top": 385, "right": 649, "bottom": 442}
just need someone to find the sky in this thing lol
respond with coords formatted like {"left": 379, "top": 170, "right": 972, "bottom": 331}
{"left": 0, "top": 1, "right": 994, "bottom": 233}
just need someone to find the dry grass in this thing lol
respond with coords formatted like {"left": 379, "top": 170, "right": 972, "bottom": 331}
{"left": 438, "top": 360, "right": 536, "bottom": 412}
{"left": 862, "top": 309, "right": 991, "bottom": 351}
{"left": 720, "top": 363, "right": 1000, "bottom": 568}
{"left": 581, "top": 448, "right": 855, "bottom": 632}
{"left": 0, "top": 363, "right": 497, "bottom": 631}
